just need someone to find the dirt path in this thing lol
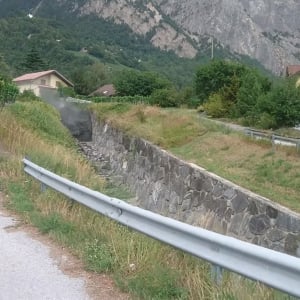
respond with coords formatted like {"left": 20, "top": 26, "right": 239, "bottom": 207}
{"left": 0, "top": 193, "right": 130, "bottom": 300}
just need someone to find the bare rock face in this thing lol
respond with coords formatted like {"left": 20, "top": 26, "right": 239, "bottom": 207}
{"left": 78, "top": 0, "right": 197, "bottom": 58}
{"left": 52, "top": 0, "right": 300, "bottom": 73}
{"left": 153, "top": 0, "right": 300, "bottom": 74}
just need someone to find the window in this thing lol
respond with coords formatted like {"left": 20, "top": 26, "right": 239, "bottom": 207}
{"left": 56, "top": 81, "right": 61, "bottom": 88}
{"left": 40, "top": 79, "right": 46, "bottom": 85}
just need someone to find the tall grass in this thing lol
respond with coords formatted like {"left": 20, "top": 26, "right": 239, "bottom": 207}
{"left": 0, "top": 102, "right": 296, "bottom": 299}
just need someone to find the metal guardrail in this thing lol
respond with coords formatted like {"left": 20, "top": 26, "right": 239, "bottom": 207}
{"left": 23, "top": 158, "right": 300, "bottom": 297}
{"left": 245, "top": 128, "right": 300, "bottom": 149}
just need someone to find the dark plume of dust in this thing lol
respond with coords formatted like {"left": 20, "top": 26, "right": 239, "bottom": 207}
{"left": 40, "top": 88, "right": 92, "bottom": 142}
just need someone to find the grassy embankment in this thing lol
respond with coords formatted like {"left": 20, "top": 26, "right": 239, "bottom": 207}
{"left": 0, "top": 100, "right": 297, "bottom": 300}
{"left": 91, "top": 103, "right": 300, "bottom": 212}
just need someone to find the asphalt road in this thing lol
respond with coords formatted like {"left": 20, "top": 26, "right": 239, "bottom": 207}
{"left": 0, "top": 213, "right": 90, "bottom": 300}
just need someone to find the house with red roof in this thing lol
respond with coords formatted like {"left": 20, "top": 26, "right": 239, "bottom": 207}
{"left": 13, "top": 70, "right": 73, "bottom": 97}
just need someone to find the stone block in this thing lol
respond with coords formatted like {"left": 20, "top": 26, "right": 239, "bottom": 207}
{"left": 223, "top": 188, "right": 236, "bottom": 200}
{"left": 224, "top": 208, "right": 233, "bottom": 222}
{"left": 266, "top": 229, "right": 285, "bottom": 242}
{"left": 232, "top": 191, "right": 249, "bottom": 213}
{"left": 284, "top": 233, "right": 300, "bottom": 257}
{"left": 228, "top": 213, "right": 244, "bottom": 235}
{"left": 276, "top": 213, "right": 300, "bottom": 233}
{"left": 247, "top": 200, "right": 258, "bottom": 215}
{"left": 249, "top": 214, "right": 270, "bottom": 235}
{"left": 266, "top": 205, "right": 278, "bottom": 219}
{"left": 213, "top": 182, "right": 225, "bottom": 198}
{"left": 202, "top": 178, "right": 213, "bottom": 192}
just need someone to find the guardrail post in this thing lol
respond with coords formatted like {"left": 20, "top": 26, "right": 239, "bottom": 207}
{"left": 271, "top": 134, "right": 275, "bottom": 153}
{"left": 211, "top": 264, "right": 223, "bottom": 286}
{"left": 40, "top": 182, "right": 47, "bottom": 192}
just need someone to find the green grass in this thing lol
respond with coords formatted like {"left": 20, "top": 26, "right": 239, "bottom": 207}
{"left": 8, "top": 101, "right": 74, "bottom": 147}
{"left": 1, "top": 101, "right": 299, "bottom": 299}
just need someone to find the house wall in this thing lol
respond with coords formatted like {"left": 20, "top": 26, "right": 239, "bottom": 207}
{"left": 296, "top": 77, "right": 300, "bottom": 88}
{"left": 16, "top": 82, "right": 40, "bottom": 96}
{"left": 32, "top": 74, "right": 68, "bottom": 88}
{"left": 32, "top": 75, "right": 50, "bottom": 87}
{"left": 49, "top": 74, "right": 68, "bottom": 88}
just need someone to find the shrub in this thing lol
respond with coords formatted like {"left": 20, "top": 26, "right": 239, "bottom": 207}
{"left": 194, "top": 60, "right": 247, "bottom": 104}
{"left": 256, "top": 80, "right": 300, "bottom": 128}
{"left": 16, "top": 90, "right": 41, "bottom": 102}
{"left": 257, "top": 113, "right": 277, "bottom": 129}
{"left": 203, "top": 93, "right": 227, "bottom": 117}
{"left": 0, "top": 77, "right": 19, "bottom": 108}
{"left": 149, "top": 88, "right": 179, "bottom": 107}
{"left": 114, "top": 70, "right": 172, "bottom": 97}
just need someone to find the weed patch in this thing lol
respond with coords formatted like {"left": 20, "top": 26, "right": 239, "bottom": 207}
{"left": 8, "top": 182, "right": 34, "bottom": 213}
{"left": 84, "top": 239, "right": 114, "bottom": 273}
{"left": 118, "top": 265, "right": 188, "bottom": 300}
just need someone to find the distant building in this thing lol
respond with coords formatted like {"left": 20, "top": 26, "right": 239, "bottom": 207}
{"left": 89, "top": 84, "right": 116, "bottom": 97}
{"left": 286, "top": 65, "right": 300, "bottom": 87}
{"left": 13, "top": 70, "right": 73, "bottom": 97}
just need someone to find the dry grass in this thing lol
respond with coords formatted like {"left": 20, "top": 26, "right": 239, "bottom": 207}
{"left": 0, "top": 103, "right": 295, "bottom": 299}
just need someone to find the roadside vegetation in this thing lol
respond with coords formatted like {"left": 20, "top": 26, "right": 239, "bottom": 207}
{"left": 0, "top": 93, "right": 296, "bottom": 299}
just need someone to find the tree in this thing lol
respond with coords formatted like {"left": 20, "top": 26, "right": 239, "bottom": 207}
{"left": 0, "top": 54, "right": 11, "bottom": 79}
{"left": 114, "top": 70, "right": 171, "bottom": 96}
{"left": 255, "top": 79, "right": 300, "bottom": 128}
{"left": 71, "top": 62, "right": 110, "bottom": 95}
{"left": 194, "top": 60, "right": 247, "bottom": 104}
{"left": 0, "top": 76, "right": 19, "bottom": 109}
{"left": 150, "top": 88, "right": 179, "bottom": 107}
{"left": 22, "top": 47, "right": 48, "bottom": 73}
{"left": 234, "top": 69, "right": 271, "bottom": 118}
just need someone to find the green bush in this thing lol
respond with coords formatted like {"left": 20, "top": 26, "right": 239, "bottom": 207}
{"left": 257, "top": 113, "right": 277, "bottom": 129}
{"left": 149, "top": 88, "right": 180, "bottom": 107}
{"left": 16, "top": 90, "right": 41, "bottom": 102}
{"left": 256, "top": 80, "right": 300, "bottom": 128}
{"left": 194, "top": 60, "right": 247, "bottom": 104}
{"left": 203, "top": 93, "right": 227, "bottom": 117}
{"left": 0, "top": 77, "right": 19, "bottom": 108}
{"left": 114, "top": 70, "right": 172, "bottom": 97}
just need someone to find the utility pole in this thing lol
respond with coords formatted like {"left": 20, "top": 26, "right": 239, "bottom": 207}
{"left": 211, "top": 37, "right": 214, "bottom": 60}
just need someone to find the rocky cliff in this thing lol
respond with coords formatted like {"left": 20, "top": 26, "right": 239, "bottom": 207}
{"left": 154, "top": 0, "right": 300, "bottom": 74}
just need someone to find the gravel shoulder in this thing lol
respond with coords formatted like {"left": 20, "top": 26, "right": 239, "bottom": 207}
{"left": 0, "top": 193, "right": 129, "bottom": 300}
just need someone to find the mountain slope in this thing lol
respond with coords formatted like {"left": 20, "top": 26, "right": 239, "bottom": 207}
{"left": 0, "top": 0, "right": 273, "bottom": 87}
{"left": 0, "top": 0, "right": 298, "bottom": 75}
{"left": 154, "top": 0, "right": 300, "bottom": 74}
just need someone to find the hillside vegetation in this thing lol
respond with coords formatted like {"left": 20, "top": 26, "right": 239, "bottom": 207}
{"left": 0, "top": 4, "right": 269, "bottom": 89}
{"left": 0, "top": 98, "right": 294, "bottom": 300}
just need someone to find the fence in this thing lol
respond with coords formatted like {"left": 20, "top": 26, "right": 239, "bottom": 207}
{"left": 245, "top": 128, "right": 300, "bottom": 150}
{"left": 23, "top": 158, "right": 300, "bottom": 297}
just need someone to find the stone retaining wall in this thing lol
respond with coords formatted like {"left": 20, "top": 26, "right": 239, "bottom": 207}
{"left": 87, "top": 115, "right": 300, "bottom": 257}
